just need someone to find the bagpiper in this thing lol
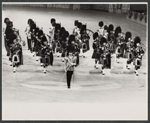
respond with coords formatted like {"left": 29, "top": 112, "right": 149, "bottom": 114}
{"left": 92, "top": 32, "right": 100, "bottom": 69}
{"left": 9, "top": 33, "right": 23, "bottom": 73}
{"left": 4, "top": 17, "right": 11, "bottom": 56}
{"left": 133, "top": 36, "right": 144, "bottom": 76}
{"left": 30, "top": 22, "right": 37, "bottom": 54}
{"left": 124, "top": 32, "right": 134, "bottom": 66}
{"left": 80, "top": 24, "right": 90, "bottom": 58}
{"left": 99, "top": 37, "right": 111, "bottom": 75}
{"left": 49, "top": 18, "right": 56, "bottom": 52}
{"left": 97, "top": 21, "right": 104, "bottom": 39}
{"left": 61, "top": 30, "right": 69, "bottom": 62}
{"left": 25, "top": 19, "right": 32, "bottom": 51}
{"left": 54, "top": 23, "right": 61, "bottom": 57}
{"left": 4, "top": 18, "right": 14, "bottom": 57}
{"left": 41, "top": 40, "right": 53, "bottom": 73}
{"left": 72, "top": 20, "right": 79, "bottom": 36}
{"left": 114, "top": 26, "right": 125, "bottom": 63}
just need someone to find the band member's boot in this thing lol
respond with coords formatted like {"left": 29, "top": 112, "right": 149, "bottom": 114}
{"left": 96, "top": 61, "right": 99, "bottom": 69}
{"left": 13, "top": 66, "right": 16, "bottom": 73}
{"left": 10, "top": 62, "right": 12, "bottom": 66}
{"left": 94, "top": 60, "right": 97, "bottom": 69}
{"left": 134, "top": 69, "right": 138, "bottom": 76}
{"left": 101, "top": 66, "right": 105, "bottom": 75}
{"left": 50, "top": 52, "right": 53, "bottom": 66}
{"left": 61, "top": 57, "right": 64, "bottom": 62}
{"left": 43, "top": 66, "right": 46, "bottom": 74}
{"left": 40, "top": 58, "right": 43, "bottom": 67}
{"left": 82, "top": 52, "right": 85, "bottom": 58}
{"left": 116, "top": 57, "right": 119, "bottom": 63}
{"left": 126, "top": 60, "right": 131, "bottom": 70}
{"left": 33, "top": 52, "right": 36, "bottom": 57}
{"left": 36, "top": 56, "right": 39, "bottom": 61}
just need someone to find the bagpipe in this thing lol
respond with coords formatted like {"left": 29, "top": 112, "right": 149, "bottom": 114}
{"left": 115, "top": 32, "right": 125, "bottom": 56}
{"left": 2, "top": 27, "right": 26, "bottom": 46}
{"left": 12, "top": 28, "right": 26, "bottom": 46}
{"left": 127, "top": 46, "right": 134, "bottom": 60}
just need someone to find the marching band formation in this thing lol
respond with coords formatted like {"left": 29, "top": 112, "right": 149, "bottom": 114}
{"left": 3, "top": 17, "right": 145, "bottom": 88}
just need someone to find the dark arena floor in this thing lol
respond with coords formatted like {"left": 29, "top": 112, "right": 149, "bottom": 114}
{"left": 2, "top": 5, "right": 147, "bottom": 120}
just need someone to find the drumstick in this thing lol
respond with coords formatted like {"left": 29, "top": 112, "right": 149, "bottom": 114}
{"left": 59, "top": 73, "right": 66, "bottom": 83}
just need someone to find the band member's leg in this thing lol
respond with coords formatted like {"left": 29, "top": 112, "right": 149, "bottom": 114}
{"left": 50, "top": 52, "right": 53, "bottom": 66}
{"left": 40, "top": 58, "right": 43, "bottom": 66}
{"left": 13, "top": 64, "right": 16, "bottom": 73}
{"left": 101, "top": 63, "right": 105, "bottom": 75}
{"left": 134, "top": 59, "right": 141, "bottom": 76}
{"left": 67, "top": 71, "right": 73, "bottom": 88}
{"left": 4, "top": 38, "right": 9, "bottom": 56}
{"left": 106, "top": 54, "right": 111, "bottom": 69}
{"left": 43, "top": 65, "right": 46, "bottom": 73}
{"left": 27, "top": 37, "right": 30, "bottom": 50}
{"left": 94, "top": 59, "right": 98, "bottom": 68}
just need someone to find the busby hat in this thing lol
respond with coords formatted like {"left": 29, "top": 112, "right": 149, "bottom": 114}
{"left": 62, "top": 31, "right": 69, "bottom": 41}
{"left": 80, "top": 24, "right": 87, "bottom": 34}
{"left": 114, "top": 26, "right": 122, "bottom": 37}
{"left": 39, "top": 30, "right": 44, "bottom": 36}
{"left": 68, "top": 34, "right": 75, "bottom": 45}
{"left": 64, "top": 31, "right": 69, "bottom": 37}
{"left": 99, "top": 21, "right": 104, "bottom": 27}
{"left": 60, "top": 27, "right": 66, "bottom": 36}
{"left": 125, "top": 31, "right": 132, "bottom": 42}
{"left": 108, "top": 24, "right": 114, "bottom": 31}
{"left": 74, "top": 20, "right": 79, "bottom": 26}
{"left": 51, "top": 18, "right": 56, "bottom": 24}
{"left": 35, "top": 27, "right": 40, "bottom": 34}
{"left": 100, "top": 37, "right": 107, "bottom": 45}
{"left": 30, "top": 23, "right": 36, "bottom": 32}
{"left": 134, "top": 36, "right": 141, "bottom": 48}
{"left": 115, "top": 26, "right": 122, "bottom": 34}
{"left": 93, "top": 32, "right": 99, "bottom": 40}
{"left": 4, "top": 18, "right": 10, "bottom": 24}
{"left": 77, "top": 22, "right": 82, "bottom": 29}
{"left": 55, "top": 23, "right": 61, "bottom": 31}
{"left": 28, "top": 19, "right": 33, "bottom": 24}
{"left": 104, "top": 25, "right": 108, "bottom": 31}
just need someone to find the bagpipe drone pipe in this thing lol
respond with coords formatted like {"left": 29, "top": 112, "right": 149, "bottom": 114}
{"left": 12, "top": 28, "right": 26, "bottom": 46}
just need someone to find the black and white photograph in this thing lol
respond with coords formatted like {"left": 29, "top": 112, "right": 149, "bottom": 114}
{"left": 2, "top": 2, "right": 148, "bottom": 120}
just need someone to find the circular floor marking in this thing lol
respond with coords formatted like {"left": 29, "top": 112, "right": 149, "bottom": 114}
{"left": 20, "top": 81, "right": 122, "bottom": 91}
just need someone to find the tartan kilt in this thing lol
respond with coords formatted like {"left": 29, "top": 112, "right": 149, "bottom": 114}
{"left": 99, "top": 54, "right": 111, "bottom": 69}
{"left": 92, "top": 51, "right": 100, "bottom": 59}
{"left": 42, "top": 55, "right": 50, "bottom": 67}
